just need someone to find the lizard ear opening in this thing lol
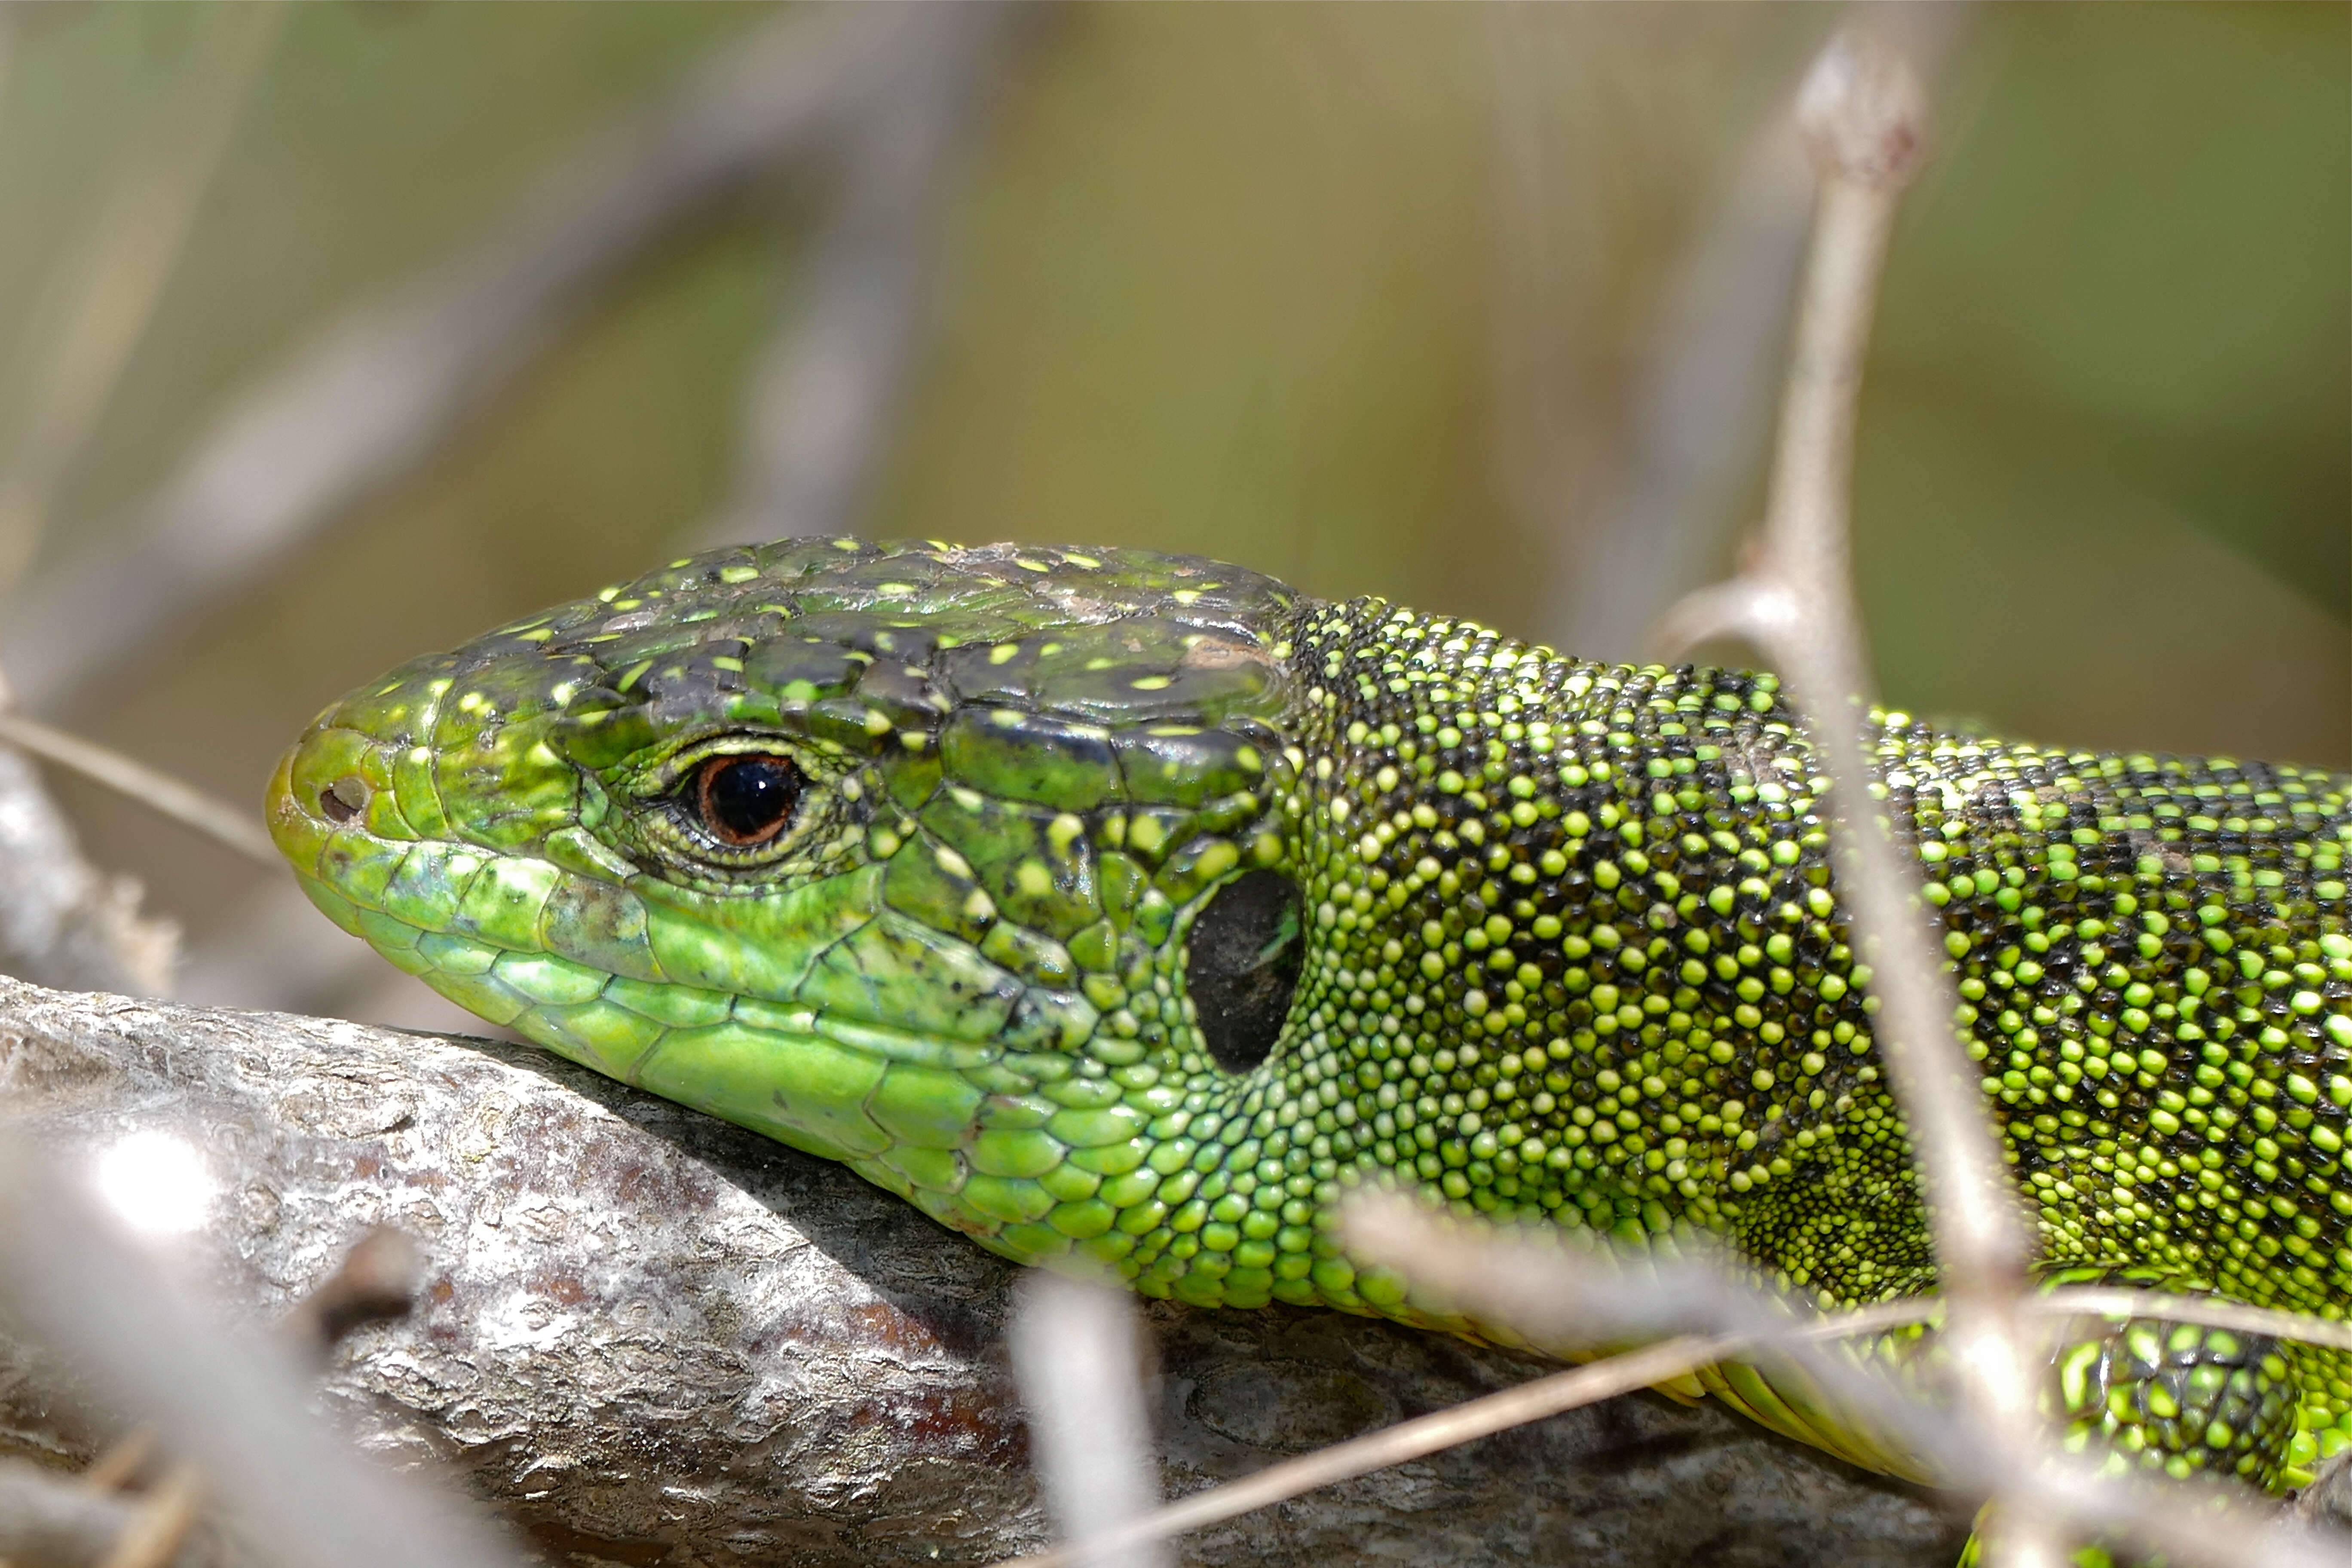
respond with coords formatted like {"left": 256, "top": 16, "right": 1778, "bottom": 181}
{"left": 1186, "top": 870, "right": 1303, "bottom": 1074}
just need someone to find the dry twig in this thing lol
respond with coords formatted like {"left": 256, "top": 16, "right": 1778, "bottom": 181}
{"left": 1653, "top": 30, "right": 2056, "bottom": 1564}
{"left": 0, "top": 677, "right": 176, "bottom": 995}
{"left": 0, "top": 2, "right": 287, "bottom": 596}
{"left": 0, "top": 2, "right": 936, "bottom": 714}
{"left": 80, "top": 1429, "right": 157, "bottom": 1497}
{"left": 990, "top": 1293, "right": 1963, "bottom": 1568}
{"left": 92, "top": 1465, "right": 200, "bottom": 1568}
{"left": 1009, "top": 1273, "right": 1167, "bottom": 1568}
{"left": 1005, "top": 24, "right": 2347, "bottom": 1539}
{"left": 990, "top": 1333, "right": 1746, "bottom": 1568}
{"left": 0, "top": 712, "right": 277, "bottom": 869}
{"left": 1338, "top": 1200, "right": 2352, "bottom": 1568}
{"left": 0, "top": 1460, "right": 202, "bottom": 1568}
{"left": 1553, "top": 3, "right": 1973, "bottom": 663}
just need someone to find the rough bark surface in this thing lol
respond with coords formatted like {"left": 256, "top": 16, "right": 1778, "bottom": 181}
{"left": 0, "top": 977, "right": 1965, "bottom": 1566}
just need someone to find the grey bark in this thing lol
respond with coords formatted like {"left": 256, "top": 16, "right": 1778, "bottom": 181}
{"left": 0, "top": 977, "right": 1965, "bottom": 1566}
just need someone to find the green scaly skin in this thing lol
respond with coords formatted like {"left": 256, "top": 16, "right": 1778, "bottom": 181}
{"left": 270, "top": 538, "right": 2352, "bottom": 1511}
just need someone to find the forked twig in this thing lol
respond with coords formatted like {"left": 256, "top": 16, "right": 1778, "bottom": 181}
{"left": 1550, "top": 3, "right": 1974, "bottom": 663}
{"left": 1014, "top": 24, "right": 2320, "bottom": 1568}
{"left": 1339, "top": 1200, "right": 2350, "bottom": 1568}
{"left": 1655, "top": 29, "right": 2054, "bottom": 1565}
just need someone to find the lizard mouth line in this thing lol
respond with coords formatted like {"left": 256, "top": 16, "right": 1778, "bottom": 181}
{"left": 288, "top": 862, "right": 1084, "bottom": 1077}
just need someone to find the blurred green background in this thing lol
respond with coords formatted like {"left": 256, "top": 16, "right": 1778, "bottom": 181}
{"left": 0, "top": 1, "right": 2340, "bottom": 1015}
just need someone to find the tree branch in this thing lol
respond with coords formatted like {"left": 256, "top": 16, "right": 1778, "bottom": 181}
{"left": 0, "top": 977, "right": 1960, "bottom": 1567}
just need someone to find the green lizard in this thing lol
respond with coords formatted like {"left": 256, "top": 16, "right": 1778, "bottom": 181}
{"left": 268, "top": 537, "right": 2352, "bottom": 1520}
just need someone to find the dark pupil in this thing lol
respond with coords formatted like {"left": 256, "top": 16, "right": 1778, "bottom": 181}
{"left": 1185, "top": 871, "right": 1304, "bottom": 1074}
{"left": 696, "top": 755, "right": 800, "bottom": 846}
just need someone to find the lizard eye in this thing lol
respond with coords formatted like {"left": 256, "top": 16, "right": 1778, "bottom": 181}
{"left": 1185, "top": 871, "right": 1303, "bottom": 1074}
{"left": 691, "top": 753, "right": 803, "bottom": 846}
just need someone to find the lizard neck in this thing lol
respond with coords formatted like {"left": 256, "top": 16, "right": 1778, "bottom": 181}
{"left": 1094, "top": 598, "right": 1911, "bottom": 1324}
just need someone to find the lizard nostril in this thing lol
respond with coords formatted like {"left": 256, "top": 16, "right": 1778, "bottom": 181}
{"left": 319, "top": 776, "right": 369, "bottom": 824}
{"left": 1185, "top": 870, "right": 1304, "bottom": 1074}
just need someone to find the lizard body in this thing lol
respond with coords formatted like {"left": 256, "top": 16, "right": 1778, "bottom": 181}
{"left": 268, "top": 538, "right": 2352, "bottom": 1505}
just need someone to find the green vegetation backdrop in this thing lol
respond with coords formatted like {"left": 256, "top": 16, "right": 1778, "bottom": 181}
{"left": 0, "top": 2, "right": 2338, "bottom": 993}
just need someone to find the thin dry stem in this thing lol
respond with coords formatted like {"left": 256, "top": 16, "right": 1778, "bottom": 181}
{"left": 989, "top": 1333, "right": 1741, "bottom": 1568}
{"left": 2035, "top": 1289, "right": 2352, "bottom": 1357}
{"left": 94, "top": 1464, "right": 200, "bottom": 1568}
{"left": 1752, "top": 18, "right": 2030, "bottom": 1393}
{"left": 991, "top": 1295, "right": 1951, "bottom": 1568}
{"left": 1008, "top": 1273, "right": 1167, "bottom": 1568}
{"left": 0, "top": 1138, "right": 522, "bottom": 1568}
{"left": 0, "top": 3, "right": 286, "bottom": 596}
{"left": 0, "top": 1458, "right": 202, "bottom": 1568}
{"left": 1340, "top": 1199, "right": 2352, "bottom": 1568}
{"left": 1647, "top": 579, "right": 1793, "bottom": 668}
{"left": 1648, "top": 24, "right": 2062, "bottom": 1564}
{"left": 696, "top": 3, "right": 1011, "bottom": 549}
{"left": 0, "top": 2, "right": 925, "bottom": 714}
{"left": 0, "top": 712, "right": 279, "bottom": 867}
{"left": 2010, "top": 1454, "right": 2345, "bottom": 1568}
{"left": 1338, "top": 1192, "right": 1767, "bottom": 1348}
{"left": 1773, "top": 39, "right": 2054, "bottom": 1553}
{"left": 80, "top": 1428, "right": 157, "bottom": 1495}
{"left": 1675, "top": 14, "right": 2038, "bottom": 1343}
{"left": 0, "top": 673, "right": 178, "bottom": 995}
{"left": 1563, "top": 3, "right": 1974, "bottom": 665}
{"left": 279, "top": 1226, "right": 421, "bottom": 1364}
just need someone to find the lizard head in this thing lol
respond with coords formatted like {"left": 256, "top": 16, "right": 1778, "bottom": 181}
{"left": 269, "top": 538, "right": 1412, "bottom": 1311}
{"left": 272, "top": 537, "right": 1806, "bottom": 1329}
